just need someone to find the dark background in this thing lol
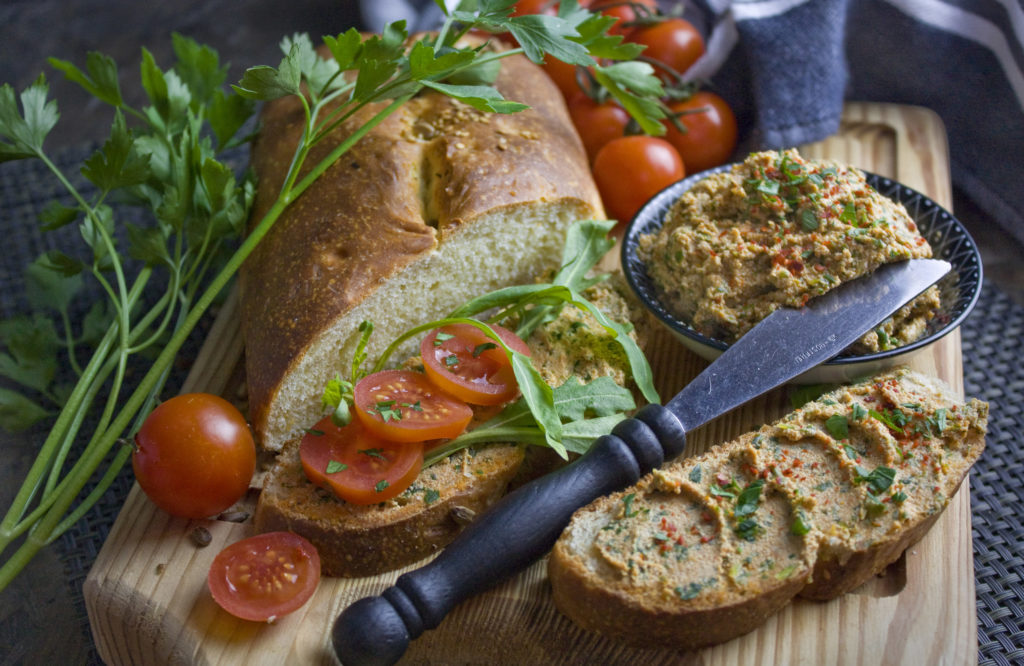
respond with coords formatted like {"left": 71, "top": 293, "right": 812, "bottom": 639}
{"left": 0, "top": 1, "right": 1021, "bottom": 664}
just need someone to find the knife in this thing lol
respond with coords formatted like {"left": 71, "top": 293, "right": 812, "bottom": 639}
{"left": 331, "top": 258, "right": 950, "bottom": 665}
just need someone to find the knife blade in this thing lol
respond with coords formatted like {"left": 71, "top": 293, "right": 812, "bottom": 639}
{"left": 331, "top": 258, "right": 950, "bottom": 666}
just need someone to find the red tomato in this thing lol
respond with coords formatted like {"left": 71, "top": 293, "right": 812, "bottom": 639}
{"left": 421, "top": 323, "right": 530, "bottom": 406}
{"left": 630, "top": 18, "right": 705, "bottom": 79}
{"left": 541, "top": 57, "right": 584, "bottom": 100}
{"left": 208, "top": 531, "right": 320, "bottom": 622}
{"left": 663, "top": 91, "right": 739, "bottom": 174}
{"left": 511, "top": 0, "right": 558, "bottom": 16}
{"left": 591, "top": 0, "right": 658, "bottom": 36}
{"left": 300, "top": 416, "right": 424, "bottom": 504}
{"left": 593, "top": 135, "right": 685, "bottom": 223}
{"left": 132, "top": 393, "right": 255, "bottom": 519}
{"left": 353, "top": 369, "right": 472, "bottom": 442}
{"left": 568, "top": 94, "right": 631, "bottom": 162}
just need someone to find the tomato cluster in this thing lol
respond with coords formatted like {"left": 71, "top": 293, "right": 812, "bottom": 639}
{"left": 299, "top": 323, "right": 528, "bottom": 505}
{"left": 510, "top": 0, "right": 739, "bottom": 224}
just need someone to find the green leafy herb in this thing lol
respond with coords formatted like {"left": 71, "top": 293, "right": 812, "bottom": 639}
{"left": 791, "top": 509, "right": 811, "bottom": 536}
{"left": 326, "top": 460, "right": 348, "bottom": 474}
{"left": 734, "top": 480, "right": 764, "bottom": 519}
{"left": 360, "top": 448, "right": 387, "bottom": 460}
{"left": 825, "top": 414, "right": 849, "bottom": 440}
{"left": 433, "top": 331, "right": 455, "bottom": 346}
{"left": 622, "top": 492, "right": 638, "bottom": 517}
{"left": 735, "top": 518, "right": 761, "bottom": 541}
{"left": 689, "top": 465, "right": 702, "bottom": 483}
{"left": 374, "top": 479, "right": 390, "bottom": 493}
{"left": 472, "top": 342, "right": 498, "bottom": 357}
{"left": 423, "top": 488, "right": 440, "bottom": 505}
{"left": 372, "top": 400, "right": 403, "bottom": 422}
{"left": 851, "top": 403, "right": 868, "bottom": 421}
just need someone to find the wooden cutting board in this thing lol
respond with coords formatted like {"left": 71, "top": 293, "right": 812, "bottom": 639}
{"left": 84, "top": 102, "right": 976, "bottom": 665}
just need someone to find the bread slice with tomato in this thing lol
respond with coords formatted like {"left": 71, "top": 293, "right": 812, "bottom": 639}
{"left": 254, "top": 278, "right": 649, "bottom": 577}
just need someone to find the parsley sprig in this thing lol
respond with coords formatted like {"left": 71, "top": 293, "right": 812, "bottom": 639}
{"left": 0, "top": 1, "right": 664, "bottom": 592}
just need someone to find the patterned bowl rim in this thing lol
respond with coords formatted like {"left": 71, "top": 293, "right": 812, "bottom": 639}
{"left": 620, "top": 164, "right": 985, "bottom": 368}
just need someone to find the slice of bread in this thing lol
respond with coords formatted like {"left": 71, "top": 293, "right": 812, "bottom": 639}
{"left": 548, "top": 368, "right": 988, "bottom": 650}
{"left": 254, "top": 278, "right": 646, "bottom": 577}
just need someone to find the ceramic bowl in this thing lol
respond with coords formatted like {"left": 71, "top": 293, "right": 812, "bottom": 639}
{"left": 620, "top": 165, "right": 984, "bottom": 384}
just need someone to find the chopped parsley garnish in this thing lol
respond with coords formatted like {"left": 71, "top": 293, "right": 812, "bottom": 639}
{"left": 472, "top": 342, "right": 498, "bottom": 357}
{"left": 401, "top": 401, "right": 423, "bottom": 412}
{"left": 305, "top": 428, "right": 324, "bottom": 436}
{"left": 676, "top": 581, "right": 703, "bottom": 600}
{"left": 891, "top": 491, "right": 908, "bottom": 504}
{"left": 855, "top": 465, "right": 897, "bottom": 495}
{"left": 799, "top": 208, "right": 819, "bottom": 231}
{"left": 359, "top": 448, "right": 387, "bottom": 460}
{"left": 373, "top": 400, "right": 403, "bottom": 422}
{"left": 734, "top": 480, "right": 764, "bottom": 519}
{"left": 326, "top": 460, "right": 347, "bottom": 474}
{"left": 851, "top": 403, "right": 868, "bottom": 421}
{"left": 374, "top": 479, "right": 390, "bottom": 493}
{"left": 843, "top": 443, "right": 860, "bottom": 460}
{"left": 735, "top": 518, "right": 761, "bottom": 541}
{"left": 791, "top": 509, "right": 811, "bottom": 536}
{"left": 444, "top": 354, "right": 460, "bottom": 368}
{"left": 423, "top": 488, "right": 440, "bottom": 505}
{"left": 689, "top": 464, "right": 702, "bottom": 483}
{"left": 622, "top": 492, "right": 638, "bottom": 517}
{"left": 433, "top": 331, "right": 455, "bottom": 346}
{"left": 825, "top": 414, "right": 849, "bottom": 440}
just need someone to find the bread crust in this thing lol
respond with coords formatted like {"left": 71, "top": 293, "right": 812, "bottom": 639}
{"left": 254, "top": 439, "right": 526, "bottom": 577}
{"left": 548, "top": 368, "right": 988, "bottom": 651}
{"left": 241, "top": 44, "right": 602, "bottom": 451}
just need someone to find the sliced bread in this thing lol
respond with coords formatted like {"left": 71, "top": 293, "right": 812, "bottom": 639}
{"left": 548, "top": 368, "right": 988, "bottom": 650}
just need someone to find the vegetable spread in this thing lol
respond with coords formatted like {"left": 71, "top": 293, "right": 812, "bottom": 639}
{"left": 638, "top": 149, "right": 940, "bottom": 353}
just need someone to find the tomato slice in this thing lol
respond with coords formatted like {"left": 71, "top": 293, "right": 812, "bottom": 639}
{"left": 353, "top": 370, "right": 473, "bottom": 442}
{"left": 300, "top": 416, "right": 424, "bottom": 505}
{"left": 208, "top": 531, "right": 320, "bottom": 622}
{"left": 420, "top": 323, "right": 530, "bottom": 406}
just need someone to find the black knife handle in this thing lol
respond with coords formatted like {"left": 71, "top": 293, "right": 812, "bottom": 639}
{"left": 331, "top": 403, "right": 686, "bottom": 666}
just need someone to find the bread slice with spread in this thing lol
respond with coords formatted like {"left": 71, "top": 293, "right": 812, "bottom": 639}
{"left": 548, "top": 368, "right": 988, "bottom": 650}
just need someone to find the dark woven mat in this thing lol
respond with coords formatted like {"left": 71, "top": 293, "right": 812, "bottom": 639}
{"left": 1, "top": 146, "right": 1023, "bottom": 664}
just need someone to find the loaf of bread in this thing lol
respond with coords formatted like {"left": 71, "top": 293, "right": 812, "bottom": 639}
{"left": 548, "top": 368, "right": 988, "bottom": 650}
{"left": 240, "top": 44, "right": 604, "bottom": 452}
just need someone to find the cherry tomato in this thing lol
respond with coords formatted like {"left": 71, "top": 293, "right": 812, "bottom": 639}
{"left": 593, "top": 135, "right": 685, "bottom": 223}
{"left": 421, "top": 323, "right": 530, "bottom": 406}
{"left": 630, "top": 17, "right": 705, "bottom": 80}
{"left": 663, "top": 91, "right": 738, "bottom": 174}
{"left": 354, "top": 369, "right": 472, "bottom": 442}
{"left": 568, "top": 94, "right": 631, "bottom": 162}
{"left": 591, "top": 0, "right": 659, "bottom": 36}
{"left": 208, "top": 531, "right": 320, "bottom": 622}
{"left": 511, "top": 0, "right": 558, "bottom": 16}
{"left": 542, "top": 57, "right": 584, "bottom": 100}
{"left": 132, "top": 393, "right": 255, "bottom": 519}
{"left": 300, "top": 416, "right": 424, "bottom": 504}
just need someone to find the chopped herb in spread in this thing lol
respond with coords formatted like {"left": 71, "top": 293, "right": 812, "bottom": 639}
{"left": 326, "top": 460, "right": 347, "bottom": 474}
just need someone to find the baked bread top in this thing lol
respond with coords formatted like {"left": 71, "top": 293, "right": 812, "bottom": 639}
{"left": 241, "top": 45, "right": 603, "bottom": 451}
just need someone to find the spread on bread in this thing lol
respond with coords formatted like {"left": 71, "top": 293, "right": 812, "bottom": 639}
{"left": 548, "top": 368, "right": 987, "bottom": 650}
{"left": 637, "top": 149, "right": 941, "bottom": 353}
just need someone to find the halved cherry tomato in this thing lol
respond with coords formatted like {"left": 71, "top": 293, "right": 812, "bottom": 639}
{"left": 208, "top": 531, "right": 320, "bottom": 622}
{"left": 133, "top": 393, "right": 256, "bottom": 519}
{"left": 568, "top": 94, "right": 632, "bottom": 162}
{"left": 300, "top": 416, "right": 424, "bottom": 504}
{"left": 593, "top": 135, "right": 685, "bottom": 223}
{"left": 662, "top": 91, "right": 738, "bottom": 175}
{"left": 421, "top": 323, "right": 530, "bottom": 406}
{"left": 354, "top": 369, "right": 472, "bottom": 442}
{"left": 629, "top": 17, "right": 705, "bottom": 80}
